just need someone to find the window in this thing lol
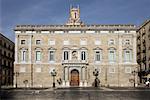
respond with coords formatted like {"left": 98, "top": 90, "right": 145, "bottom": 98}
{"left": 4, "top": 42, "right": 7, "bottom": 47}
{"left": 49, "top": 51, "right": 55, "bottom": 61}
{"left": 108, "top": 49, "right": 116, "bottom": 62}
{"left": 124, "top": 49, "right": 132, "bottom": 62}
{"left": 21, "top": 50, "right": 26, "bottom": 62}
{"left": 4, "top": 51, "right": 6, "bottom": 56}
{"left": 109, "top": 39, "right": 115, "bottom": 45}
{"left": 36, "top": 40, "right": 41, "bottom": 45}
{"left": 63, "top": 51, "right": 69, "bottom": 60}
{"left": 21, "top": 40, "right": 25, "bottom": 44}
{"left": 81, "top": 51, "right": 86, "bottom": 60}
{"left": 36, "top": 51, "right": 41, "bottom": 61}
{"left": 125, "top": 39, "right": 130, "bottom": 45}
{"left": 95, "top": 51, "right": 102, "bottom": 62}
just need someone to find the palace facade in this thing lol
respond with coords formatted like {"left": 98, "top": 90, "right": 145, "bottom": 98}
{"left": 14, "top": 7, "right": 138, "bottom": 87}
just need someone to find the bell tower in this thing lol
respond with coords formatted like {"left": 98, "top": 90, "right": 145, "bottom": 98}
{"left": 66, "top": 5, "right": 84, "bottom": 25}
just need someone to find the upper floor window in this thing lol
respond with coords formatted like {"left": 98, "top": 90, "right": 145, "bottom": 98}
{"left": 108, "top": 48, "right": 116, "bottom": 62}
{"left": 81, "top": 51, "right": 86, "bottom": 60}
{"left": 36, "top": 40, "right": 41, "bottom": 45}
{"left": 21, "top": 50, "right": 26, "bottom": 62}
{"left": 63, "top": 51, "right": 69, "bottom": 60}
{"left": 108, "top": 39, "right": 115, "bottom": 45}
{"left": 36, "top": 51, "right": 41, "bottom": 61}
{"left": 125, "top": 39, "right": 130, "bottom": 45}
{"left": 49, "top": 51, "right": 55, "bottom": 61}
{"left": 95, "top": 51, "right": 102, "bottom": 62}
{"left": 21, "top": 40, "right": 25, "bottom": 44}
{"left": 124, "top": 49, "right": 132, "bottom": 62}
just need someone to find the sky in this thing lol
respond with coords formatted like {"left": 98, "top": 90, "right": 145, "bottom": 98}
{"left": 0, "top": 0, "right": 150, "bottom": 42}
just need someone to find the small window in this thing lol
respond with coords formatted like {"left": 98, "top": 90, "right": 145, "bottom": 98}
{"left": 63, "top": 51, "right": 69, "bottom": 60}
{"left": 49, "top": 51, "right": 55, "bottom": 61}
{"left": 125, "top": 39, "right": 130, "bottom": 45}
{"left": 36, "top": 40, "right": 41, "bottom": 45}
{"left": 109, "top": 39, "right": 115, "bottom": 45}
{"left": 21, "top": 40, "right": 25, "bottom": 44}
{"left": 95, "top": 51, "right": 101, "bottom": 61}
{"left": 81, "top": 51, "right": 86, "bottom": 60}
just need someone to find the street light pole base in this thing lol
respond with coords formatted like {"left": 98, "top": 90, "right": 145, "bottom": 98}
{"left": 53, "top": 83, "right": 55, "bottom": 88}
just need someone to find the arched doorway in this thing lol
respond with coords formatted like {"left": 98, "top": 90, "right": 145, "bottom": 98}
{"left": 70, "top": 69, "right": 79, "bottom": 86}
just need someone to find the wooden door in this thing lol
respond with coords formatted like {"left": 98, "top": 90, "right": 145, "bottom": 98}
{"left": 70, "top": 69, "right": 79, "bottom": 86}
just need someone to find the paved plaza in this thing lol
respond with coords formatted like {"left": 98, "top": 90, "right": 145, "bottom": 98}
{"left": 0, "top": 87, "right": 150, "bottom": 100}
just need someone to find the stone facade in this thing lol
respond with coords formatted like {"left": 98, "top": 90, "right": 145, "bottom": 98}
{"left": 137, "top": 20, "right": 150, "bottom": 83}
{"left": 0, "top": 33, "right": 15, "bottom": 87}
{"left": 14, "top": 7, "right": 138, "bottom": 87}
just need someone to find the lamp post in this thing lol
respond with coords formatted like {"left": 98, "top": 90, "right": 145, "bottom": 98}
{"left": 93, "top": 69, "right": 99, "bottom": 87}
{"left": 15, "top": 72, "right": 19, "bottom": 88}
{"left": 51, "top": 69, "right": 57, "bottom": 88}
{"left": 132, "top": 70, "right": 137, "bottom": 87}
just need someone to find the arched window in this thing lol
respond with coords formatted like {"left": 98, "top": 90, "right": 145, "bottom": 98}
{"left": 81, "top": 51, "right": 86, "bottom": 60}
{"left": 64, "top": 51, "right": 69, "bottom": 60}
{"left": 20, "top": 48, "right": 27, "bottom": 62}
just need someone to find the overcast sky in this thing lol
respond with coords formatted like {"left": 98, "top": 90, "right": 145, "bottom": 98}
{"left": 1, "top": 0, "right": 150, "bottom": 41}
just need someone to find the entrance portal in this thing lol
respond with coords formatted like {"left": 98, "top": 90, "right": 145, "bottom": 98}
{"left": 70, "top": 69, "right": 79, "bottom": 86}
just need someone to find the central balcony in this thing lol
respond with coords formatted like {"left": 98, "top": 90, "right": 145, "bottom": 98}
{"left": 62, "top": 60, "right": 88, "bottom": 65}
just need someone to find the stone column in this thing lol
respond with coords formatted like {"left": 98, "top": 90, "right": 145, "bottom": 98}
{"left": 133, "top": 35, "right": 137, "bottom": 63}
{"left": 84, "top": 67, "right": 88, "bottom": 86}
{"left": 119, "top": 35, "right": 122, "bottom": 63}
{"left": 66, "top": 67, "right": 70, "bottom": 86}
{"left": 69, "top": 51, "right": 71, "bottom": 60}
{"left": 28, "top": 35, "right": 32, "bottom": 63}
{"left": 78, "top": 51, "right": 80, "bottom": 60}
{"left": 15, "top": 35, "right": 19, "bottom": 63}
{"left": 80, "top": 67, "right": 83, "bottom": 86}
{"left": 62, "top": 67, "right": 66, "bottom": 86}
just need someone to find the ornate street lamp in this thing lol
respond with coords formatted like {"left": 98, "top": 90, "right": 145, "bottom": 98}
{"left": 93, "top": 69, "right": 99, "bottom": 87}
{"left": 14, "top": 72, "right": 19, "bottom": 88}
{"left": 51, "top": 69, "right": 57, "bottom": 88}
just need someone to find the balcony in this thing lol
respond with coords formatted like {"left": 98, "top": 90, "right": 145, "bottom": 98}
{"left": 62, "top": 60, "right": 88, "bottom": 65}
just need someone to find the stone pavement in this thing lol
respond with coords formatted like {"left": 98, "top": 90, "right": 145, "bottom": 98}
{"left": 0, "top": 87, "right": 150, "bottom": 100}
